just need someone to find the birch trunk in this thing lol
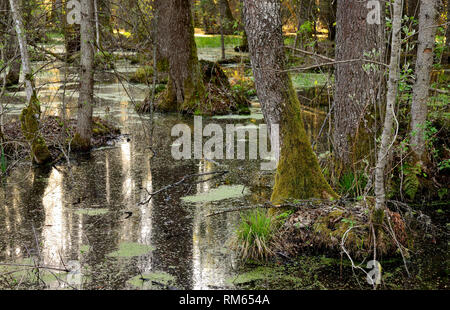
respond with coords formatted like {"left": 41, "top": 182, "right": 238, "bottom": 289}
{"left": 9, "top": 0, "right": 51, "bottom": 164}
{"left": 410, "top": 0, "right": 439, "bottom": 162}
{"left": 243, "top": 0, "right": 337, "bottom": 203}
{"left": 374, "top": 0, "right": 403, "bottom": 211}
{"left": 74, "top": 0, "right": 95, "bottom": 150}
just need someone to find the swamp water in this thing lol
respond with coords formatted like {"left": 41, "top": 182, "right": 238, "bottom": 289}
{"left": 0, "top": 48, "right": 446, "bottom": 290}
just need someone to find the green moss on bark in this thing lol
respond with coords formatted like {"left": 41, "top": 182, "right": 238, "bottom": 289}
{"left": 71, "top": 133, "right": 91, "bottom": 152}
{"left": 19, "top": 95, "right": 51, "bottom": 165}
{"left": 271, "top": 78, "right": 338, "bottom": 204}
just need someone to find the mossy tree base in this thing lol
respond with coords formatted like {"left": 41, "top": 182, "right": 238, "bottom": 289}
{"left": 138, "top": 60, "right": 250, "bottom": 115}
{"left": 270, "top": 82, "right": 338, "bottom": 205}
{"left": 19, "top": 96, "right": 52, "bottom": 165}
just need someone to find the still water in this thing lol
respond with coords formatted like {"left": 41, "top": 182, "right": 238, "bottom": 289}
{"left": 0, "top": 52, "right": 328, "bottom": 289}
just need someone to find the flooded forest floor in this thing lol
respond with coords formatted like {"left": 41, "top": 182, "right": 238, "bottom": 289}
{"left": 0, "top": 38, "right": 448, "bottom": 290}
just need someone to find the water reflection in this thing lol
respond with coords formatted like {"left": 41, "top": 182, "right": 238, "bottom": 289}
{"left": 0, "top": 50, "right": 329, "bottom": 289}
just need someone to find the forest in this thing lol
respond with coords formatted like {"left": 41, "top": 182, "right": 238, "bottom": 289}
{"left": 0, "top": 0, "right": 448, "bottom": 291}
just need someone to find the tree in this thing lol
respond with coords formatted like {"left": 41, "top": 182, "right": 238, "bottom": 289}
{"left": 333, "top": 0, "right": 386, "bottom": 175}
{"left": 154, "top": 0, "right": 206, "bottom": 112}
{"left": 409, "top": 0, "right": 440, "bottom": 162}
{"left": 9, "top": 0, "right": 51, "bottom": 164}
{"left": 73, "top": 0, "right": 95, "bottom": 150}
{"left": 243, "top": 0, "right": 337, "bottom": 203}
{"left": 0, "top": 0, "right": 21, "bottom": 87}
{"left": 375, "top": 0, "right": 403, "bottom": 212}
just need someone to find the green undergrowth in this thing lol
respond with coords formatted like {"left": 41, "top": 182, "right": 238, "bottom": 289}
{"left": 194, "top": 35, "right": 242, "bottom": 48}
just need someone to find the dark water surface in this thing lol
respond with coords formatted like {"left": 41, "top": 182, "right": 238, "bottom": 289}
{"left": 0, "top": 54, "right": 330, "bottom": 289}
{"left": 1, "top": 50, "right": 446, "bottom": 290}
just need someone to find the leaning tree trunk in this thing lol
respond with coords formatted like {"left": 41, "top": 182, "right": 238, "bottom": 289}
{"left": 154, "top": 0, "right": 205, "bottom": 112}
{"left": 410, "top": 0, "right": 439, "bottom": 162}
{"left": 243, "top": 0, "right": 337, "bottom": 204}
{"left": 73, "top": 0, "right": 95, "bottom": 150}
{"left": 9, "top": 0, "right": 51, "bottom": 164}
{"left": 333, "top": 0, "right": 386, "bottom": 176}
{"left": 374, "top": 0, "right": 403, "bottom": 212}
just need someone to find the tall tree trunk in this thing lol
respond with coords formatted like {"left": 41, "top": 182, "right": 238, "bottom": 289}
{"left": 154, "top": 0, "right": 205, "bottom": 112}
{"left": 375, "top": 0, "right": 403, "bottom": 212}
{"left": 409, "top": 0, "right": 439, "bottom": 162}
{"left": 74, "top": 0, "right": 95, "bottom": 150}
{"left": 4, "top": 1, "right": 21, "bottom": 87}
{"left": 333, "top": 0, "right": 385, "bottom": 175}
{"left": 9, "top": 0, "right": 51, "bottom": 164}
{"left": 243, "top": 0, "right": 337, "bottom": 203}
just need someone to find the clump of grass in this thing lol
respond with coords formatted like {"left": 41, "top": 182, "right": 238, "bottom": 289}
{"left": 233, "top": 209, "right": 279, "bottom": 261}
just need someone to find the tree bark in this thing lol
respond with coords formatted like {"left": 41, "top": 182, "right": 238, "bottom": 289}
{"left": 3, "top": 0, "right": 21, "bottom": 86}
{"left": 333, "top": 0, "right": 386, "bottom": 174}
{"left": 243, "top": 0, "right": 337, "bottom": 203}
{"left": 74, "top": 0, "right": 95, "bottom": 150}
{"left": 9, "top": 0, "right": 51, "bottom": 164}
{"left": 154, "top": 0, "right": 205, "bottom": 112}
{"left": 409, "top": 0, "right": 439, "bottom": 162}
{"left": 375, "top": 0, "right": 403, "bottom": 211}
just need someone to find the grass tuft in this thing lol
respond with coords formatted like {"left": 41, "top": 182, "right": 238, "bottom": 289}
{"left": 233, "top": 209, "right": 279, "bottom": 261}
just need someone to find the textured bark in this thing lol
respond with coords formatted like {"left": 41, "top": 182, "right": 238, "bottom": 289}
{"left": 5, "top": 40, "right": 21, "bottom": 87}
{"left": 375, "top": 0, "right": 403, "bottom": 211}
{"left": 410, "top": 0, "right": 440, "bottom": 162}
{"left": 74, "top": 0, "right": 95, "bottom": 151}
{"left": 9, "top": 0, "right": 51, "bottom": 164}
{"left": 333, "top": 0, "right": 385, "bottom": 173}
{"left": 243, "top": 0, "right": 337, "bottom": 203}
{"left": 154, "top": 0, "right": 205, "bottom": 112}
{"left": 3, "top": 0, "right": 21, "bottom": 86}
